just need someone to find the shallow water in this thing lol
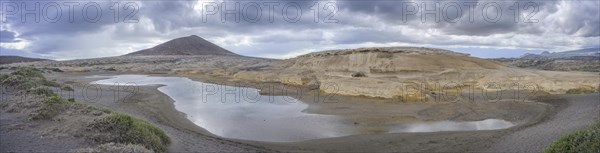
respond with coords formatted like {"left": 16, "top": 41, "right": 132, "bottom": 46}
{"left": 91, "top": 75, "right": 514, "bottom": 142}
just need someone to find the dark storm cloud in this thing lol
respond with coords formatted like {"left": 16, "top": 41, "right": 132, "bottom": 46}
{"left": 336, "top": 0, "right": 524, "bottom": 36}
{"left": 335, "top": 0, "right": 599, "bottom": 37}
{"left": 0, "top": 30, "right": 19, "bottom": 42}
{"left": 331, "top": 28, "right": 414, "bottom": 44}
{"left": 2, "top": 1, "right": 139, "bottom": 35}
{"left": 0, "top": 0, "right": 598, "bottom": 59}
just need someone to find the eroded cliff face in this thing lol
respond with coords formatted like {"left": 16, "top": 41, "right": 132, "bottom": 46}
{"left": 277, "top": 47, "right": 501, "bottom": 72}
{"left": 233, "top": 47, "right": 599, "bottom": 100}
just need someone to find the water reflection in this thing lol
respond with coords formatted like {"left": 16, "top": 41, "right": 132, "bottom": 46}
{"left": 395, "top": 119, "right": 513, "bottom": 133}
{"left": 91, "top": 75, "right": 514, "bottom": 142}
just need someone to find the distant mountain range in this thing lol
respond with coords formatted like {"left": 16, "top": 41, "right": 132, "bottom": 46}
{"left": 521, "top": 48, "right": 600, "bottom": 59}
{"left": 494, "top": 48, "right": 600, "bottom": 72}
{"left": 124, "top": 35, "right": 239, "bottom": 56}
{"left": 0, "top": 56, "right": 51, "bottom": 65}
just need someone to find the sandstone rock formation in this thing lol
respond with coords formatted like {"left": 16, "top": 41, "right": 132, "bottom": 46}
{"left": 233, "top": 47, "right": 599, "bottom": 100}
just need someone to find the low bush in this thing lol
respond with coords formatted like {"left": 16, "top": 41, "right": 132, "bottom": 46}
{"left": 29, "top": 95, "right": 68, "bottom": 120}
{"left": 30, "top": 87, "right": 57, "bottom": 97}
{"left": 92, "top": 113, "right": 170, "bottom": 152}
{"left": 351, "top": 72, "right": 367, "bottom": 77}
{"left": 71, "top": 143, "right": 152, "bottom": 153}
{"left": 12, "top": 67, "right": 45, "bottom": 79}
{"left": 29, "top": 103, "right": 61, "bottom": 120}
{"left": 1, "top": 67, "right": 46, "bottom": 89}
{"left": 41, "top": 79, "right": 60, "bottom": 87}
{"left": 46, "top": 67, "right": 63, "bottom": 72}
{"left": 1, "top": 75, "right": 37, "bottom": 89}
{"left": 46, "top": 95, "right": 73, "bottom": 105}
{"left": 61, "top": 86, "right": 75, "bottom": 91}
{"left": 0, "top": 74, "right": 8, "bottom": 81}
{"left": 545, "top": 122, "right": 600, "bottom": 153}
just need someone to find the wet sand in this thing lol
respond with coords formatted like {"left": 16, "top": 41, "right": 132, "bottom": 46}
{"left": 44, "top": 72, "right": 599, "bottom": 152}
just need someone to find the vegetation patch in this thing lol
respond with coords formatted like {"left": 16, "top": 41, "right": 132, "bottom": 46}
{"left": 45, "top": 67, "right": 64, "bottom": 72}
{"left": 11, "top": 67, "right": 45, "bottom": 78}
{"left": 565, "top": 87, "right": 599, "bottom": 94}
{"left": 1, "top": 67, "right": 169, "bottom": 152}
{"left": 545, "top": 122, "right": 600, "bottom": 153}
{"left": 1, "top": 67, "right": 46, "bottom": 89}
{"left": 41, "top": 79, "right": 60, "bottom": 87}
{"left": 351, "top": 72, "right": 367, "bottom": 77}
{"left": 61, "top": 85, "right": 75, "bottom": 91}
{"left": 105, "top": 67, "right": 117, "bottom": 71}
{"left": 30, "top": 87, "right": 58, "bottom": 97}
{"left": 1, "top": 74, "right": 38, "bottom": 89}
{"left": 71, "top": 143, "right": 152, "bottom": 153}
{"left": 90, "top": 113, "right": 170, "bottom": 152}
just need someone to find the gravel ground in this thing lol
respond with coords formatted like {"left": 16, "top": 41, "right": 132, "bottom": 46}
{"left": 486, "top": 93, "right": 600, "bottom": 152}
{"left": 0, "top": 100, "right": 92, "bottom": 152}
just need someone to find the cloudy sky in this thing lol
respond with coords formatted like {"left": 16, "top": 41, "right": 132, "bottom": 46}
{"left": 0, "top": 0, "right": 598, "bottom": 60}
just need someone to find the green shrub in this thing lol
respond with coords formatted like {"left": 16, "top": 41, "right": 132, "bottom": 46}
{"left": 0, "top": 74, "right": 9, "bottom": 81}
{"left": 46, "top": 95, "right": 72, "bottom": 104}
{"left": 71, "top": 143, "right": 152, "bottom": 153}
{"left": 31, "top": 87, "right": 57, "bottom": 97}
{"left": 30, "top": 95, "right": 66, "bottom": 120}
{"left": 47, "top": 68, "right": 63, "bottom": 72}
{"left": 93, "top": 113, "right": 170, "bottom": 152}
{"left": 12, "top": 67, "right": 44, "bottom": 79}
{"left": 41, "top": 80, "right": 60, "bottom": 87}
{"left": 99, "top": 108, "right": 112, "bottom": 114}
{"left": 1, "top": 75, "right": 36, "bottom": 89}
{"left": 61, "top": 86, "right": 74, "bottom": 91}
{"left": 545, "top": 122, "right": 600, "bottom": 153}
{"left": 30, "top": 103, "right": 62, "bottom": 120}
{"left": 1, "top": 67, "right": 47, "bottom": 89}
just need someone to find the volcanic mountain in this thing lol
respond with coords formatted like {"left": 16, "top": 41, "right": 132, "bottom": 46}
{"left": 124, "top": 35, "right": 238, "bottom": 56}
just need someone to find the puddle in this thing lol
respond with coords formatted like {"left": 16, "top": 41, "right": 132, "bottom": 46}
{"left": 91, "top": 75, "right": 514, "bottom": 142}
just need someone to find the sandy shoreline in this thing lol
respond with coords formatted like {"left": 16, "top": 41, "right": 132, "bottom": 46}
{"left": 38, "top": 72, "right": 599, "bottom": 152}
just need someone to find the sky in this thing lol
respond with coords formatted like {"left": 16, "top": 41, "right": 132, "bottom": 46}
{"left": 0, "top": 0, "right": 599, "bottom": 60}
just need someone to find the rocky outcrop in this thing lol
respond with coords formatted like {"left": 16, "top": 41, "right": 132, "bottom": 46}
{"left": 233, "top": 47, "right": 599, "bottom": 100}
{"left": 276, "top": 47, "right": 501, "bottom": 73}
